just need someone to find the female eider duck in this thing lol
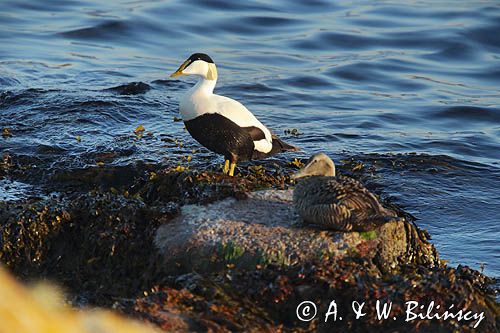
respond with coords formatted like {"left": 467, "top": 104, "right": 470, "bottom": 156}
{"left": 292, "top": 153, "right": 398, "bottom": 231}
{"left": 170, "top": 53, "right": 298, "bottom": 176}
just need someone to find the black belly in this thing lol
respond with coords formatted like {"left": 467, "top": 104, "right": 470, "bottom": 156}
{"left": 184, "top": 113, "right": 255, "bottom": 162}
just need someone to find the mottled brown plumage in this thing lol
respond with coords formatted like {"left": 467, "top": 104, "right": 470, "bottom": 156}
{"left": 292, "top": 153, "right": 397, "bottom": 231}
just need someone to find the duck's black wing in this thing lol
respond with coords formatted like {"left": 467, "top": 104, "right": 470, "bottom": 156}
{"left": 184, "top": 113, "right": 255, "bottom": 161}
{"left": 184, "top": 113, "right": 299, "bottom": 163}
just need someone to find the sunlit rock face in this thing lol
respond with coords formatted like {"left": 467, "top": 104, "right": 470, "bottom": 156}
{"left": 155, "top": 189, "right": 439, "bottom": 275}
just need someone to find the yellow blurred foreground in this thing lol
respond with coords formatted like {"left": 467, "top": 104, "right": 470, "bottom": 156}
{"left": 0, "top": 267, "right": 159, "bottom": 333}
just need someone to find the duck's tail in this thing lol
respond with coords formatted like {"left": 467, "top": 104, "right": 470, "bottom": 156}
{"left": 253, "top": 135, "right": 299, "bottom": 159}
{"left": 272, "top": 135, "right": 300, "bottom": 153}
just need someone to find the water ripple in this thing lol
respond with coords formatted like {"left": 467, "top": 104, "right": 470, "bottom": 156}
{"left": 0, "top": 0, "right": 499, "bottom": 277}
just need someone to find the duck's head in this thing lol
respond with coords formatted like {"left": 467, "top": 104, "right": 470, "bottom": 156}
{"left": 170, "top": 53, "right": 217, "bottom": 80}
{"left": 291, "top": 153, "right": 336, "bottom": 179}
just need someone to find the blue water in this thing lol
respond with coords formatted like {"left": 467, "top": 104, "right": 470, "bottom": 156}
{"left": 0, "top": 1, "right": 499, "bottom": 278}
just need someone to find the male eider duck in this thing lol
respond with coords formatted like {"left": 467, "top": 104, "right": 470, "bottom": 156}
{"left": 292, "top": 153, "right": 398, "bottom": 231}
{"left": 170, "top": 53, "right": 298, "bottom": 176}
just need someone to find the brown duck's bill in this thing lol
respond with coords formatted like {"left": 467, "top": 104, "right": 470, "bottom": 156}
{"left": 291, "top": 169, "right": 307, "bottom": 180}
{"left": 291, "top": 162, "right": 314, "bottom": 180}
{"left": 290, "top": 171, "right": 302, "bottom": 180}
{"left": 170, "top": 59, "right": 191, "bottom": 77}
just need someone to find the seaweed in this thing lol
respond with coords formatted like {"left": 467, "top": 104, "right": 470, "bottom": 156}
{"left": 0, "top": 160, "right": 498, "bottom": 331}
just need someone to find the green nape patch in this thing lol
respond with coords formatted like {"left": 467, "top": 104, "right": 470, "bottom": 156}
{"left": 360, "top": 230, "right": 377, "bottom": 240}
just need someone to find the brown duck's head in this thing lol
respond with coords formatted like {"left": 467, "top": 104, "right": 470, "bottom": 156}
{"left": 291, "top": 153, "right": 336, "bottom": 179}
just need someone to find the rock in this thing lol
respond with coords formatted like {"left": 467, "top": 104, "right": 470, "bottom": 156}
{"left": 105, "top": 82, "right": 151, "bottom": 95}
{"left": 155, "top": 189, "right": 439, "bottom": 274}
{"left": 151, "top": 188, "right": 498, "bottom": 332}
{"left": 2, "top": 165, "right": 497, "bottom": 332}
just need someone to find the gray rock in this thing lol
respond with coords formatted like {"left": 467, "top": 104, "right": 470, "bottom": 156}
{"left": 155, "top": 190, "right": 438, "bottom": 274}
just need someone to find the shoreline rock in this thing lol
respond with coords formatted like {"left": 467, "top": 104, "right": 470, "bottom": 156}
{"left": 155, "top": 189, "right": 439, "bottom": 275}
{"left": 1, "top": 164, "right": 498, "bottom": 332}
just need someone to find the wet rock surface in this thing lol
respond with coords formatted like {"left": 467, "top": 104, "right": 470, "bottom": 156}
{"left": 0, "top": 159, "right": 499, "bottom": 332}
{"left": 105, "top": 82, "right": 152, "bottom": 95}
